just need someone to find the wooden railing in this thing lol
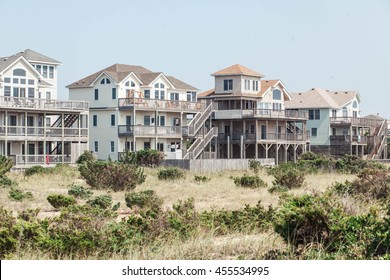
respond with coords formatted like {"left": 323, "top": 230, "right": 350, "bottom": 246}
{"left": 330, "top": 117, "right": 382, "bottom": 127}
{"left": 118, "top": 98, "right": 206, "bottom": 112}
{"left": 0, "top": 96, "right": 88, "bottom": 111}
{"left": 0, "top": 126, "right": 88, "bottom": 138}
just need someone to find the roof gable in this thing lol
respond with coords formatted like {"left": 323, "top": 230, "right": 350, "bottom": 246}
{"left": 212, "top": 64, "right": 264, "bottom": 78}
{"left": 16, "top": 49, "right": 61, "bottom": 65}
{"left": 0, "top": 55, "right": 41, "bottom": 78}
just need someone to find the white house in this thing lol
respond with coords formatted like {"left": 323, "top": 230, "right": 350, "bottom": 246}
{"left": 0, "top": 49, "right": 89, "bottom": 166}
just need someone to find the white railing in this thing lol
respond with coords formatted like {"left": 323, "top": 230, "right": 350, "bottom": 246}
{"left": 0, "top": 96, "right": 89, "bottom": 111}
{"left": 118, "top": 125, "right": 181, "bottom": 137}
{"left": 14, "top": 155, "right": 72, "bottom": 165}
{"left": 0, "top": 126, "right": 88, "bottom": 138}
{"left": 118, "top": 98, "right": 206, "bottom": 112}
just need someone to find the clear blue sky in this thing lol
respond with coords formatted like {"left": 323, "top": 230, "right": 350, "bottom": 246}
{"left": 1, "top": 0, "right": 389, "bottom": 117}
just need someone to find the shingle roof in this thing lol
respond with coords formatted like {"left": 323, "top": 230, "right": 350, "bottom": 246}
{"left": 212, "top": 64, "right": 264, "bottom": 78}
{"left": 167, "top": 76, "right": 199, "bottom": 91}
{"left": 0, "top": 49, "right": 60, "bottom": 73}
{"left": 285, "top": 88, "right": 359, "bottom": 109}
{"left": 67, "top": 64, "right": 198, "bottom": 91}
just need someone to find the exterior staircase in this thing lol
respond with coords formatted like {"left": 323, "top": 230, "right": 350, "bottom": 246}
{"left": 183, "top": 127, "right": 218, "bottom": 159}
{"left": 50, "top": 114, "right": 79, "bottom": 154}
{"left": 368, "top": 119, "right": 387, "bottom": 160}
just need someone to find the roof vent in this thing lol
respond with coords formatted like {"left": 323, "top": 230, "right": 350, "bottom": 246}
{"left": 345, "top": 91, "right": 348, "bottom": 94}
{"left": 311, "top": 88, "right": 315, "bottom": 91}
{"left": 298, "top": 93, "right": 302, "bottom": 95}
{"left": 335, "top": 92, "right": 338, "bottom": 94}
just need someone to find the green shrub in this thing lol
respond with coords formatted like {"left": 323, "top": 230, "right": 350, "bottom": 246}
{"left": 119, "top": 149, "right": 165, "bottom": 167}
{"left": 24, "top": 165, "right": 52, "bottom": 177}
{"left": 125, "top": 190, "right": 162, "bottom": 210}
{"left": 0, "top": 176, "right": 18, "bottom": 188}
{"left": 353, "top": 168, "right": 390, "bottom": 200}
{"left": 76, "top": 150, "right": 95, "bottom": 164}
{"left": 169, "top": 198, "right": 199, "bottom": 238}
{"left": 157, "top": 167, "right": 185, "bottom": 180}
{"left": 67, "top": 184, "right": 93, "bottom": 199}
{"left": 268, "top": 184, "right": 289, "bottom": 193}
{"left": 47, "top": 194, "right": 76, "bottom": 209}
{"left": 8, "top": 188, "right": 33, "bottom": 201}
{"left": 86, "top": 195, "right": 113, "bottom": 209}
{"left": 270, "top": 164, "right": 305, "bottom": 189}
{"left": 0, "top": 155, "right": 13, "bottom": 177}
{"left": 233, "top": 175, "right": 267, "bottom": 188}
{"left": 0, "top": 207, "right": 18, "bottom": 258}
{"left": 194, "top": 175, "right": 210, "bottom": 183}
{"left": 248, "top": 159, "right": 262, "bottom": 174}
{"left": 79, "top": 161, "right": 145, "bottom": 191}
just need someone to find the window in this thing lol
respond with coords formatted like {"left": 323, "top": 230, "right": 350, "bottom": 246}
{"left": 170, "top": 92, "right": 179, "bottom": 100}
{"left": 144, "top": 142, "right": 151, "bottom": 150}
{"left": 13, "top": 78, "right": 19, "bottom": 84}
{"left": 42, "top": 66, "right": 48, "bottom": 78}
{"left": 160, "top": 90, "right": 165, "bottom": 100}
{"left": 273, "top": 103, "right": 281, "bottom": 111}
{"left": 112, "top": 88, "right": 116, "bottom": 99}
{"left": 309, "top": 109, "right": 320, "bottom": 120}
{"left": 223, "top": 79, "right": 233, "bottom": 91}
{"left": 125, "top": 141, "right": 134, "bottom": 152}
{"left": 352, "top": 101, "right": 358, "bottom": 108}
{"left": 35, "top": 65, "right": 41, "bottom": 74}
{"left": 110, "top": 141, "right": 115, "bottom": 153}
{"left": 9, "top": 116, "right": 17, "bottom": 126}
{"left": 49, "top": 66, "right": 54, "bottom": 79}
{"left": 144, "top": 90, "right": 150, "bottom": 99}
{"left": 342, "top": 107, "right": 348, "bottom": 117}
{"left": 13, "top": 68, "right": 26, "bottom": 76}
{"left": 28, "top": 79, "right": 34, "bottom": 85}
{"left": 110, "top": 114, "right": 116, "bottom": 126}
{"left": 4, "top": 77, "right": 11, "bottom": 83}
{"left": 27, "top": 116, "right": 34, "bottom": 127}
{"left": 332, "top": 110, "right": 337, "bottom": 118}
{"left": 253, "top": 80, "right": 259, "bottom": 91}
{"left": 20, "top": 79, "right": 26, "bottom": 84}
{"left": 144, "top": 116, "right": 151, "bottom": 126}
{"left": 46, "top": 91, "right": 51, "bottom": 99}
{"left": 100, "top": 78, "right": 111, "bottom": 84}
{"left": 186, "top": 91, "right": 196, "bottom": 102}
{"left": 154, "top": 90, "right": 159, "bottom": 99}
{"left": 158, "top": 116, "right": 165, "bottom": 126}
{"left": 273, "top": 89, "right": 282, "bottom": 100}
{"left": 244, "top": 79, "right": 250, "bottom": 90}
{"left": 28, "top": 88, "right": 34, "bottom": 98}
{"left": 311, "top": 128, "right": 318, "bottom": 137}
{"left": 353, "top": 111, "right": 358, "bottom": 118}
{"left": 94, "top": 89, "right": 99, "bottom": 100}
{"left": 154, "top": 83, "right": 165, "bottom": 99}
{"left": 94, "top": 141, "right": 99, "bottom": 152}
{"left": 93, "top": 115, "right": 98, "bottom": 127}
{"left": 157, "top": 143, "right": 164, "bottom": 152}
{"left": 4, "top": 86, "right": 11, "bottom": 96}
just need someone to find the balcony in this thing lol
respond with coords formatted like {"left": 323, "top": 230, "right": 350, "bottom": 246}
{"left": 0, "top": 126, "right": 88, "bottom": 139}
{"left": 0, "top": 96, "right": 89, "bottom": 112}
{"left": 118, "top": 125, "right": 182, "bottom": 138}
{"left": 118, "top": 98, "right": 206, "bottom": 112}
{"left": 330, "top": 117, "right": 382, "bottom": 127}
{"left": 214, "top": 109, "right": 308, "bottom": 120}
{"left": 10, "top": 154, "right": 72, "bottom": 166}
{"left": 217, "top": 132, "right": 309, "bottom": 142}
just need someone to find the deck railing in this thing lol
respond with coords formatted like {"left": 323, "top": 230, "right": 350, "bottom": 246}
{"left": 218, "top": 132, "right": 308, "bottom": 142}
{"left": 214, "top": 109, "right": 308, "bottom": 120}
{"left": 0, "top": 96, "right": 88, "bottom": 111}
{"left": 0, "top": 126, "right": 88, "bottom": 138}
{"left": 118, "top": 125, "right": 181, "bottom": 137}
{"left": 330, "top": 117, "right": 382, "bottom": 127}
{"left": 118, "top": 98, "right": 206, "bottom": 112}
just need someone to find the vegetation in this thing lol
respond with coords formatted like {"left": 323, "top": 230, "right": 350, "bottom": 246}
{"left": 78, "top": 161, "right": 145, "bottom": 191}
{"left": 8, "top": 188, "right": 33, "bottom": 201}
{"left": 194, "top": 175, "right": 211, "bottom": 183}
{"left": 0, "top": 153, "right": 389, "bottom": 260}
{"left": 157, "top": 167, "right": 185, "bottom": 180}
{"left": 268, "top": 163, "right": 305, "bottom": 190}
{"left": 232, "top": 175, "right": 267, "bottom": 188}
{"left": 76, "top": 151, "right": 95, "bottom": 164}
{"left": 119, "top": 149, "right": 165, "bottom": 167}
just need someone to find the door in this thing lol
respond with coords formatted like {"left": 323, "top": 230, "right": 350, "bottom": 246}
{"left": 261, "top": 125, "right": 267, "bottom": 140}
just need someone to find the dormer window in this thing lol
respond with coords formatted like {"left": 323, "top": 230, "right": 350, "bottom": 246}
{"left": 100, "top": 78, "right": 111, "bottom": 84}
{"left": 352, "top": 101, "right": 358, "bottom": 108}
{"left": 125, "top": 81, "right": 136, "bottom": 87}
{"left": 223, "top": 79, "right": 233, "bottom": 91}
{"left": 273, "top": 89, "right": 282, "bottom": 100}
{"left": 253, "top": 81, "right": 259, "bottom": 91}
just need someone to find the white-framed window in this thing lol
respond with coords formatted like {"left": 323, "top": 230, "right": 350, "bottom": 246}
{"left": 309, "top": 109, "right": 320, "bottom": 120}
{"left": 253, "top": 80, "right": 259, "bottom": 91}
{"left": 110, "top": 141, "right": 115, "bottom": 153}
{"left": 100, "top": 78, "right": 111, "bottom": 84}
{"left": 154, "top": 83, "right": 165, "bottom": 100}
{"left": 311, "top": 128, "right": 318, "bottom": 137}
{"left": 273, "top": 89, "right": 282, "bottom": 100}
{"left": 125, "top": 81, "right": 135, "bottom": 87}
{"left": 94, "top": 141, "right": 99, "bottom": 152}
{"left": 110, "top": 114, "right": 116, "bottom": 126}
{"left": 244, "top": 79, "right": 250, "bottom": 90}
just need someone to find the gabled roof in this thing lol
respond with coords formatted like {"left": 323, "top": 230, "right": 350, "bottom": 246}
{"left": 285, "top": 88, "right": 359, "bottom": 109}
{"left": 0, "top": 55, "right": 42, "bottom": 77}
{"left": 0, "top": 49, "right": 60, "bottom": 73}
{"left": 67, "top": 63, "right": 198, "bottom": 91}
{"left": 212, "top": 64, "right": 264, "bottom": 78}
{"left": 259, "top": 80, "right": 280, "bottom": 97}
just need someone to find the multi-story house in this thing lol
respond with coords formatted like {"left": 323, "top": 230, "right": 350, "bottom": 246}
{"left": 285, "top": 88, "right": 387, "bottom": 159}
{"left": 196, "top": 64, "right": 309, "bottom": 164}
{"left": 0, "top": 49, "right": 89, "bottom": 166}
{"left": 67, "top": 64, "right": 200, "bottom": 161}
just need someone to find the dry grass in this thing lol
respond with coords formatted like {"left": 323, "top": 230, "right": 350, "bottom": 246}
{"left": 0, "top": 166, "right": 357, "bottom": 215}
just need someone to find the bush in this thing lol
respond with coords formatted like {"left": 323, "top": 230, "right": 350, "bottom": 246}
{"left": 0, "top": 207, "right": 18, "bottom": 258}
{"left": 270, "top": 164, "right": 305, "bottom": 189}
{"left": 79, "top": 161, "right": 145, "bottom": 191}
{"left": 67, "top": 184, "right": 93, "bottom": 199}
{"left": 125, "top": 190, "right": 162, "bottom": 210}
{"left": 0, "top": 176, "right": 18, "bottom": 188}
{"left": 268, "top": 184, "right": 289, "bottom": 193}
{"left": 120, "top": 149, "right": 165, "bottom": 167}
{"left": 0, "top": 155, "right": 13, "bottom": 177}
{"left": 47, "top": 194, "right": 76, "bottom": 209}
{"left": 76, "top": 151, "right": 95, "bottom": 164}
{"left": 194, "top": 175, "right": 210, "bottom": 183}
{"left": 8, "top": 188, "right": 33, "bottom": 201}
{"left": 86, "top": 195, "right": 113, "bottom": 209}
{"left": 248, "top": 159, "right": 262, "bottom": 174}
{"left": 233, "top": 175, "right": 267, "bottom": 188}
{"left": 157, "top": 167, "right": 185, "bottom": 180}
{"left": 24, "top": 165, "right": 52, "bottom": 177}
